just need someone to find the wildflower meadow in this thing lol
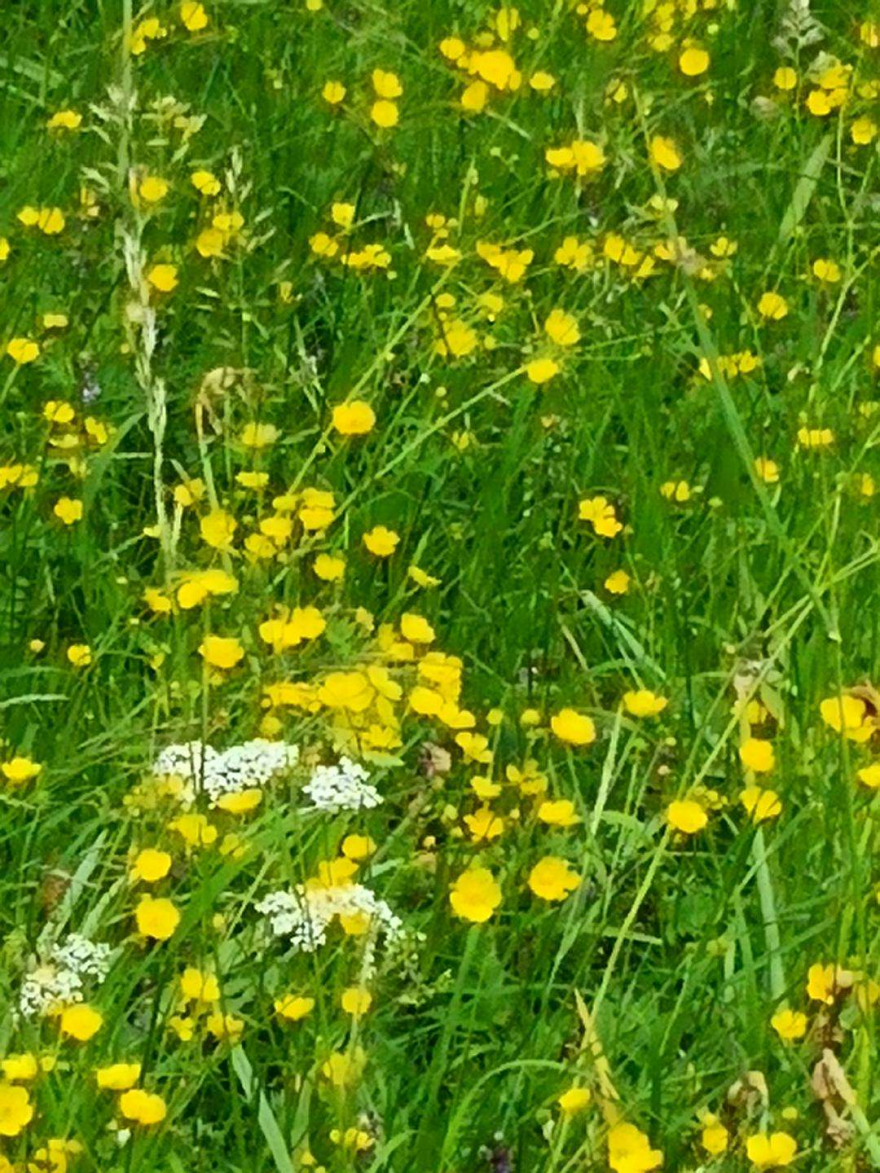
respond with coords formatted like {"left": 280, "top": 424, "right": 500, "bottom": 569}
{"left": 0, "top": 0, "right": 879, "bottom": 1170}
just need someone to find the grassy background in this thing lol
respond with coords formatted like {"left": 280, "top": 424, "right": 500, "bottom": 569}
{"left": 0, "top": 0, "right": 878, "bottom": 1169}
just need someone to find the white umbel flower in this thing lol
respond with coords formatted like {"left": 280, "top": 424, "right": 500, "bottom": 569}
{"left": 302, "top": 756, "right": 382, "bottom": 813}
{"left": 152, "top": 738, "right": 298, "bottom": 805}
{"left": 18, "top": 933, "right": 112, "bottom": 1019}
{"left": 256, "top": 883, "right": 402, "bottom": 975}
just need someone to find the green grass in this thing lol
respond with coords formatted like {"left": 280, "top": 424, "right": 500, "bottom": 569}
{"left": 0, "top": 0, "right": 879, "bottom": 1171}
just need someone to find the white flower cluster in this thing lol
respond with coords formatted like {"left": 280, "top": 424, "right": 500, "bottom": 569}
{"left": 302, "top": 756, "right": 382, "bottom": 813}
{"left": 152, "top": 738, "right": 299, "bottom": 805}
{"left": 256, "top": 883, "right": 402, "bottom": 975}
{"left": 18, "top": 933, "right": 112, "bottom": 1019}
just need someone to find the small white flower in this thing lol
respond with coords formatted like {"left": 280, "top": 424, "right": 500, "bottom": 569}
{"left": 302, "top": 756, "right": 382, "bottom": 813}
{"left": 18, "top": 933, "right": 112, "bottom": 1019}
{"left": 256, "top": 882, "right": 402, "bottom": 976}
{"left": 151, "top": 738, "right": 299, "bottom": 805}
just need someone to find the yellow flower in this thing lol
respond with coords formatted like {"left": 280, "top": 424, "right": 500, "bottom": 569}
{"left": 6, "top": 338, "right": 40, "bottom": 364}
{"left": 372, "top": 68, "right": 402, "bottom": 98}
{"left": 544, "top": 308, "right": 580, "bottom": 347}
{"left": 666, "top": 800, "right": 707, "bottom": 834}
{"left": 130, "top": 16, "right": 167, "bottom": 53}
{"left": 174, "top": 479, "right": 205, "bottom": 507}
{"left": 806, "top": 962, "right": 835, "bottom": 1004}
{"left": 578, "top": 496, "right": 622, "bottom": 537}
{"left": 2, "top": 757, "right": 42, "bottom": 786}
{"left": 757, "top": 291, "right": 788, "bottom": 321}
{"left": 471, "top": 48, "right": 519, "bottom": 90}
{"left": 525, "top": 356, "right": 560, "bottom": 384}
{"left": 739, "top": 737, "right": 775, "bottom": 773}
{"left": 198, "top": 635, "right": 245, "bottom": 670}
{"left": 341, "top": 834, "right": 375, "bottom": 861}
{"left": 586, "top": 8, "right": 616, "bottom": 40}
{"left": 740, "top": 786, "right": 782, "bottom": 823}
{"left": 754, "top": 457, "right": 779, "bottom": 484}
{"left": 545, "top": 140, "right": 606, "bottom": 176}
{"left": 450, "top": 731, "right": 489, "bottom": 763}
{"left": 806, "top": 88, "right": 831, "bottom": 116}
{"left": 1, "top": 1055, "right": 37, "bottom": 1082}
{"left": 167, "top": 813, "right": 218, "bottom": 848}
{"left": 857, "top": 764, "right": 880, "bottom": 789}
{"left": 745, "top": 1132, "right": 797, "bottom": 1168}
{"left": 47, "top": 109, "right": 82, "bottom": 130}
{"left": 53, "top": 496, "right": 83, "bottom": 525}
{"left": 196, "top": 227, "right": 226, "bottom": 257}
{"left": 557, "top": 1086, "right": 591, "bottom": 1114}
{"left": 314, "top": 553, "right": 346, "bottom": 581}
{"left": 147, "top": 263, "right": 178, "bottom": 292}
{"left": 439, "top": 36, "right": 466, "bottom": 61}
{"left": 332, "top": 400, "right": 376, "bottom": 435}
{"left": 622, "top": 690, "right": 667, "bottom": 718}
{"left": 130, "top": 848, "right": 172, "bottom": 883}
{"left": 176, "top": 569, "right": 238, "bottom": 609}
{"left": 191, "top": 169, "right": 221, "bottom": 195}
{"left": 39, "top": 398, "right": 68, "bottom": 423}
{"left": 168, "top": 1014, "right": 195, "bottom": 1041}
{"left": 773, "top": 67, "right": 797, "bottom": 91}
{"left": 206, "top": 1010, "right": 244, "bottom": 1041}
{"left": 660, "top": 479, "right": 691, "bottom": 502}
{"left": 550, "top": 708, "right": 596, "bottom": 746}
{"left": 322, "top": 80, "right": 346, "bottom": 104}
{"left": 700, "top": 1117, "right": 729, "bottom": 1155}
{"left": 371, "top": 100, "right": 399, "bottom": 128}
{"left": 0, "top": 1083, "right": 33, "bottom": 1136}
{"left": 31, "top": 207, "right": 65, "bottom": 234}
{"left": 537, "top": 799, "right": 580, "bottom": 827}
{"left": 529, "top": 71, "right": 556, "bottom": 92}
{"left": 241, "top": 422, "right": 278, "bottom": 448}
{"left": 819, "top": 694, "right": 871, "bottom": 741}
{"left": 605, "top": 569, "right": 630, "bottom": 595}
{"left": 180, "top": 1, "right": 209, "bottom": 31}
{"left": 449, "top": 867, "right": 502, "bottom": 922}
{"left": 139, "top": 176, "right": 169, "bottom": 204}
{"left": 199, "top": 508, "right": 237, "bottom": 550}
{"left": 649, "top": 136, "right": 682, "bottom": 172}
{"left": 770, "top": 1008, "right": 807, "bottom": 1041}
{"left": 135, "top": 896, "right": 181, "bottom": 941}
{"left": 463, "top": 806, "right": 505, "bottom": 842}
{"left": 96, "top": 1062, "right": 142, "bottom": 1090}
{"left": 812, "top": 258, "right": 840, "bottom": 283}
{"left": 851, "top": 117, "right": 877, "bottom": 145}
{"left": 607, "top": 1122, "right": 662, "bottom": 1173}
{"left": 363, "top": 525, "right": 399, "bottom": 556}
{"left": 341, "top": 987, "right": 372, "bottom": 1016}
{"left": 119, "top": 1088, "right": 167, "bottom": 1125}
{"left": 528, "top": 857, "right": 580, "bottom": 902}
{"left": 797, "top": 426, "right": 834, "bottom": 450}
{"left": 321, "top": 1047, "right": 366, "bottom": 1088}
{"left": 275, "top": 993, "right": 315, "bottom": 1021}
{"left": 679, "top": 47, "right": 709, "bottom": 76}
{"left": 67, "top": 644, "right": 92, "bottom": 668}
{"left": 59, "top": 1004, "right": 103, "bottom": 1042}
{"left": 217, "top": 789, "right": 262, "bottom": 814}
{"left": 400, "top": 612, "right": 435, "bottom": 644}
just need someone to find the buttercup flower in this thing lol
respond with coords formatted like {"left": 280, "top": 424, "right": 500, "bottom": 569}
{"left": 449, "top": 867, "right": 502, "bottom": 923}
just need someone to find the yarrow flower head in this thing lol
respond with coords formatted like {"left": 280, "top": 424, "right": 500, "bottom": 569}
{"left": 257, "top": 880, "right": 403, "bottom": 977}
{"left": 18, "top": 933, "right": 112, "bottom": 1019}
{"left": 152, "top": 739, "right": 298, "bottom": 805}
{"left": 302, "top": 757, "right": 383, "bottom": 813}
